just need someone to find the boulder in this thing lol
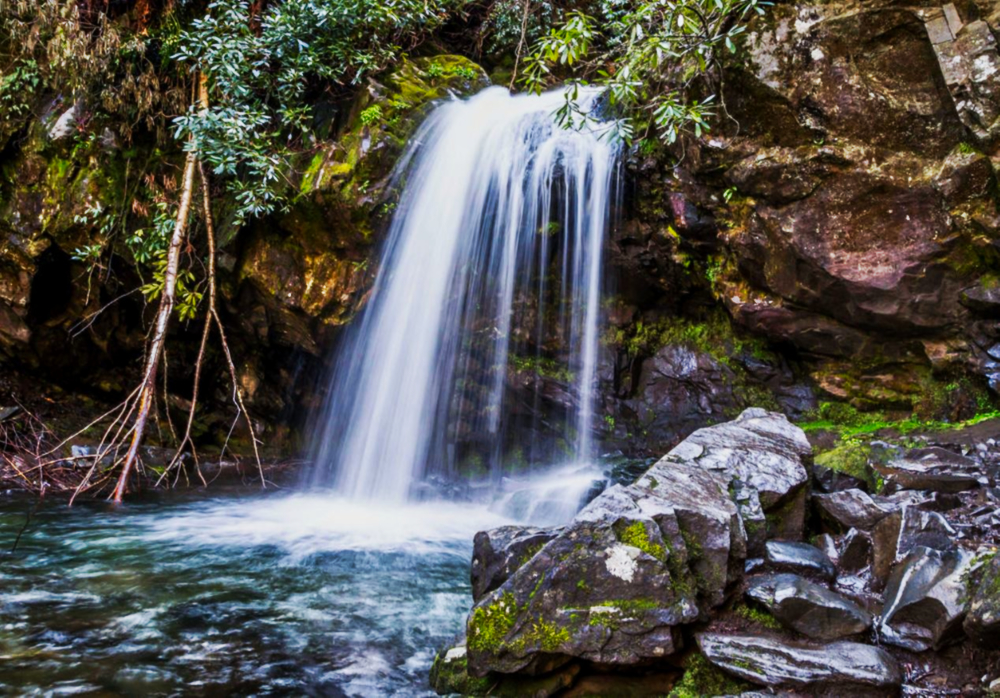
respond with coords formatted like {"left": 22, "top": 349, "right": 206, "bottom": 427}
{"left": 878, "top": 546, "right": 974, "bottom": 652}
{"left": 471, "top": 526, "right": 561, "bottom": 603}
{"left": 814, "top": 489, "right": 892, "bottom": 532}
{"left": 746, "top": 573, "right": 873, "bottom": 640}
{"left": 870, "top": 505, "right": 960, "bottom": 582}
{"left": 464, "top": 410, "right": 810, "bottom": 676}
{"left": 763, "top": 540, "right": 836, "bottom": 581}
{"left": 697, "top": 633, "right": 902, "bottom": 693}
{"left": 964, "top": 554, "right": 1000, "bottom": 643}
{"left": 874, "top": 447, "right": 984, "bottom": 493}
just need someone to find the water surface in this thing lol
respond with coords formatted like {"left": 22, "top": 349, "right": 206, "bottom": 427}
{"left": 0, "top": 490, "right": 510, "bottom": 696}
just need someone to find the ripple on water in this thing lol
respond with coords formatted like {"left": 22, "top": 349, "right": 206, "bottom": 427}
{"left": 0, "top": 491, "right": 509, "bottom": 696}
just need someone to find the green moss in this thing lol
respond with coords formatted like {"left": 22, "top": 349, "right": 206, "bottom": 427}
{"left": 799, "top": 399, "right": 1000, "bottom": 439}
{"left": 617, "top": 521, "right": 667, "bottom": 562}
{"left": 508, "top": 353, "right": 573, "bottom": 382}
{"left": 522, "top": 619, "right": 569, "bottom": 652}
{"left": 814, "top": 441, "right": 873, "bottom": 485}
{"left": 734, "top": 602, "right": 782, "bottom": 630}
{"left": 429, "top": 652, "right": 494, "bottom": 695}
{"left": 519, "top": 542, "right": 546, "bottom": 567}
{"left": 468, "top": 592, "right": 519, "bottom": 652}
{"left": 679, "top": 529, "right": 703, "bottom": 561}
{"left": 668, "top": 654, "right": 751, "bottom": 698}
{"left": 606, "top": 598, "right": 660, "bottom": 614}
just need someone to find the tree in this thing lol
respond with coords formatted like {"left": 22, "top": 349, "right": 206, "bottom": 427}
{"left": 521, "top": 0, "right": 770, "bottom": 147}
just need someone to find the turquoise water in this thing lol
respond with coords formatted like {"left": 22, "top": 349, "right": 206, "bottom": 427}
{"left": 0, "top": 490, "right": 512, "bottom": 696}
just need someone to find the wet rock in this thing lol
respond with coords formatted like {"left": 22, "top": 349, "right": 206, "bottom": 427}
{"left": 472, "top": 526, "right": 561, "bottom": 603}
{"left": 871, "top": 511, "right": 904, "bottom": 585}
{"left": 839, "top": 528, "right": 873, "bottom": 573}
{"left": 895, "top": 508, "right": 957, "bottom": 559}
{"left": 964, "top": 554, "right": 1000, "bottom": 643}
{"left": 870, "top": 505, "right": 960, "bottom": 582}
{"left": 746, "top": 573, "right": 873, "bottom": 640}
{"left": 622, "top": 345, "right": 742, "bottom": 454}
{"left": 697, "top": 633, "right": 902, "bottom": 692}
{"left": 733, "top": 480, "right": 767, "bottom": 557}
{"left": 879, "top": 546, "right": 974, "bottom": 652}
{"left": 429, "top": 642, "right": 580, "bottom": 697}
{"left": 763, "top": 540, "right": 836, "bottom": 582}
{"left": 874, "top": 447, "right": 983, "bottom": 493}
{"left": 813, "top": 533, "right": 840, "bottom": 568}
{"left": 814, "top": 489, "right": 892, "bottom": 532}
{"left": 464, "top": 410, "right": 808, "bottom": 676}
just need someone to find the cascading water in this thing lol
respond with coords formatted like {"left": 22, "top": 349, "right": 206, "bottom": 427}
{"left": 311, "top": 86, "right": 619, "bottom": 504}
{"left": 0, "top": 86, "right": 627, "bottom": 698}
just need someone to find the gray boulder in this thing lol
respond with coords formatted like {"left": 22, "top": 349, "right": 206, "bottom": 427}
{"left": 746, "top": 573, "right": 873, "bottom": 640}
{"left": 870, "top": 506, "right": 959, "bottom": 586}
{"left": 878, "top": 546, "right": 974, "bottom": 652}
{"left": 697, "top": 633, "right": 902, "bottom": 692}
{"left": 814, "top": 489, "right": 892, "bottom": 532}
{"left": 763, "top": 540, "right": 836, "bottom": 581}
{"left": 464, "top": 409, "right": 810, "bottom": 676}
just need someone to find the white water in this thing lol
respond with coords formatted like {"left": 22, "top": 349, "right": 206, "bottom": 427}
{"left": 311, "top": 86, "right": 619, "bottom": 503}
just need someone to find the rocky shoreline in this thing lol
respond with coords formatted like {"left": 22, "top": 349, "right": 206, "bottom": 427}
{"left": 431, "top": 410, "right": 1000, "bottom": 696}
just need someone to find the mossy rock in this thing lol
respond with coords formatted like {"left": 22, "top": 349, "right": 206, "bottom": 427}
{"left": 291, "top": 54, "right": 489, "bottom": 208}
{"left": 667, "top": 653, "right": 751, "bottom": 698}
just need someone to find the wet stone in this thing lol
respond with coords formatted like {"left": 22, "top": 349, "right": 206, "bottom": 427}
{"left": 746, "top": 573, "right": 873, "bottom": 640}
{"left": 874, "top": 447, "right": 983, "bottom": 494}
{"left": 964, "top": 554, "right": 1000, "bottom": 643}
{"left": 697, "top": 633, "right": 902, "bottom": 693}
{"left": 814, "top": 489, "right": 892, "bottom": 532}
{"left": 879, "top": 546, "right": 974, "bottom": 652}
{"left": 763, "top": 540, "right": 836, "bottom": 581}
{"left": 471, "top": 526, "right": 560, "bottom": 603}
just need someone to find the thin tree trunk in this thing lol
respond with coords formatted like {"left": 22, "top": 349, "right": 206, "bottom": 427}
{"left": 110, "top": 75, "right": 208, "bottom": 503}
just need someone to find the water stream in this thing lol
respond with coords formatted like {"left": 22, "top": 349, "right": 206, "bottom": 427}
{"left": 0, "top": 86, "right": 623, "bottom": 696}
{"left": 311, "top": 86, "right": 619, "bottom": 502}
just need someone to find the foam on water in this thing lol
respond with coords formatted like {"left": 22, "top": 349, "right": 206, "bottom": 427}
{"left": 311, "top": 85, "right": 619, "bottom": 503}
{"left": 141, "top": 494, "right": 514, "bottom": 560}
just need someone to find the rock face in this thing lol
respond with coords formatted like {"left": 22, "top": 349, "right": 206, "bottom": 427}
{"left": 746, "top": 573, "right": 873, "bottom": 640}
{"left": 696, "top": 633, "right": 902, "bottom": 692}
{"left": 461, "top": 409, "right": 809, "bottom": 676}
{"left": 0, "top": 53, "right": 488, "bottom": 452}
{"left": 606, "top": 0, "right": 1000, "bottom": 440}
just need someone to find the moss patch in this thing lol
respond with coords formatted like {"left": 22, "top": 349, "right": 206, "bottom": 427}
{"left": 734, "top": 602, "right": 782, "bottom": 630}
{"left": 814, "top": 441, "right": 874, "bottom": 486}
{"left": 617, "top": 521, "right": 667, "bottom": 562}
{"left": 468, "top": 592, "right": 519, "bottom": 653}
{"left": 668, "top": 653, "right": 751, "bottom": 698}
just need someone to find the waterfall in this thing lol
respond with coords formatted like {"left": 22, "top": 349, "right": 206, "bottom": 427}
{"left": 311, "top": 86, "right": 619, "bottom": 502}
